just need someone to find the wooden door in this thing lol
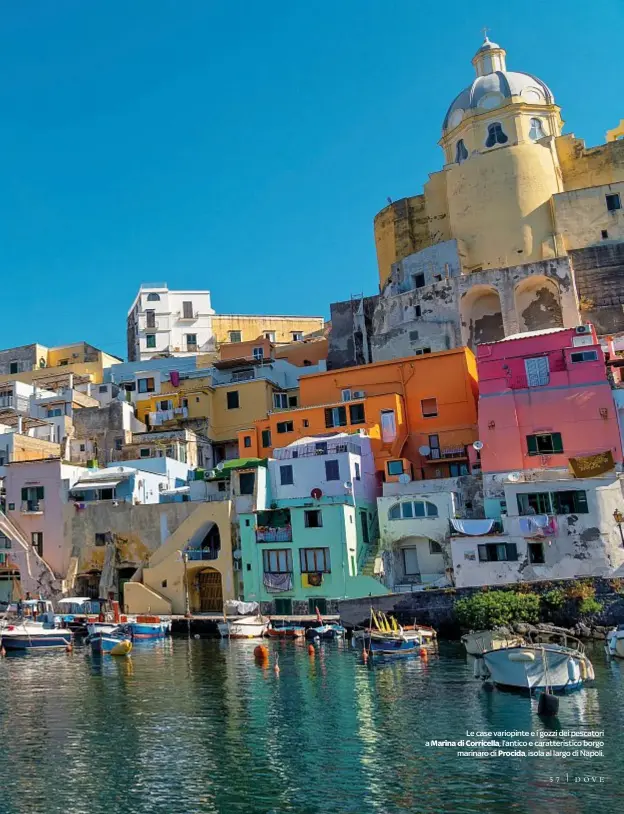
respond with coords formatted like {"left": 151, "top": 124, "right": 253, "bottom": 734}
{"left": 198, "top": 569, "right": 223, "bottom": 612}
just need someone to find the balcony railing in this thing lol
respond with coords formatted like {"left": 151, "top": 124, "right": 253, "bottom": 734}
{"left": 186, "top": 549, "right": 220, "bottom": 561}
{"left": 274, "top": 441, "right": 360, "bottom": 460}
{"left": 231, "top": 370, "right": 255, "bottom": 382}
{"left": 256, "top": 527, "right": 293, "bottom": 543}
{"left": 21, "top": 500, "right": 44, "bottom": 514}
{"left": 177, "top": 310, "right": 198, "bottom": 321}
{"left": 426, "top": 446, "right": 468, "bottom": 462}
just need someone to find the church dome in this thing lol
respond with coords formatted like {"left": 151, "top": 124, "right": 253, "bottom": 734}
{"left": 443, "top": 38, "right": 555, "bottom": 133}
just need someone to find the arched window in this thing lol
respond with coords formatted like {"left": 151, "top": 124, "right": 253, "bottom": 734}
{"left": 388, "top": 501, "right": 438, "bottom": 520}
{"left": 485, "top": 122, "right": 508, "bottom": 148}
{"left": 528, "top": 118, "right": 546, "bottom": 141}
{"left": 456, "top": 139, "right": 468, "bottom": 164}
{"left": 147, "top": 293, "right": 161, "bottom": 302}
{"left": 388, "top": 504, "right": 401, "bottom": 520}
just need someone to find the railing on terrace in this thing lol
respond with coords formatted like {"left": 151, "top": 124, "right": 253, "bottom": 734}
{"left": 256, "top": 527, "right": 293, "bottom": 543}
{"left": 205, "top": 492, "right": 230, "bottom": 502}
{"left": 274, "top": 441, "right": 361, "bottom": 460}
{"left": 230, "top": 370, "right": 255, "bottom": 382}
{"left": 427, "top": 446, "right": 467, "bottom": 461}
{"left": 186, "top": 549, "right": 220, "bottom": 561}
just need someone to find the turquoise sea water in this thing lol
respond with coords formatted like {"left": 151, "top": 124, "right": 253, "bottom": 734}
{"left": 0, "top": 638, "right": 621, "bottom": 814}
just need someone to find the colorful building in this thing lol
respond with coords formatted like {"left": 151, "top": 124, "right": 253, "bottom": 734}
{"left": 0, "top": 342, "right": 121, "bottom": 387}
{"left": 239, "top": 434, "right": 388, "bottom": 613}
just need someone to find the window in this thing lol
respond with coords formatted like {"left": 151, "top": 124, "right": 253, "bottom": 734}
{"left": 527, "top": 433, "right": 563, "bottom": 455}
{"left": 403, "top": 547, "right": 419, "bottom": 576}
{"left": 239, "top": 472, "right": 255, "bottom": 495}
{"left": 264, "top": 332, "right": 276, "bottom": 342}
{"left": 218, "top": 481, "right": 227, "bottom": 492}
{"left": 226, "top": 390, "right": 239, "bottom": 410}
{"left": 354, "top": 461, "right": 361, "bottom": 481}
{"left": 243, "top": 436, "right": 252, "bottom": 448}
{"left": 456, "top": 139, "right": 468, "bottom": 162}
{"left": 146, "top": 292, "right": 160, "bottom": 301}
{"left": 606, "top": 193, "right": 621, "bottom": 212}
{"left": 360, "top": 510, "right": 370, "bottom": 544}
{"left": 31, "top": 532, "right": 43, "bottom": 556}
{"left": 9, "top": 361, "right": 19, "bottom": 374}
{"left": 478, "top": 543, "right": 518, "bottom": 562}
{"left": 137, "top": 377, "right": 155, "bottom": 393}
{"left": 140, "top": 448, "right": 151, "bottom": 458}
{"left": 428, "top": 435, "right": 440, "bottom": 459}
{"left": 182, "top": 301, "right": 194, "bottom": 319}
{"left": 602, "top": 230, "right": 609, "bottom": 240}
{"left": 325, "top": 405, "right": 347, "bottom": 428}
{"left": 95, "top": 533, "right": 107, "bottom": 547}
{"left": 380, "top": 410, "right": 397, "bottom": 443}
{"left": 410, "top": 330, "right": 419, "bottom": 341}
{"left": 528, "top": 118, "right": 546, "bottom": 140}
{"left": 349, "top": 403, "right": 365, "bottom": 425}
{"left": 288, "top": 395, "right": 298, "bottom": 407}
{"left": 253, "top": 346, "right": 264, "bottom": 361}
{"left": 98, "top": 385, "right": 108, "bottom": 394}
{"left": 387, "top": 460, "right": 404, "bottom": 476}
{"left": 388, "top": 500, "right": 438, "bottom": 519}
{"left": 274, "top": 393, "right": 288, "bottom": 409}
{"left": 304, "top": 510, "right": 323, "bottom": 528}
{"left": 47, "top": 408, "right": 63, "bottom": 417}
{"left": 309, "top": 598, "right": 327, "bottom": 615}
{"left": 303, "top": 419, "right": 309, "bottom": 428}
{"left": 262, "top": 549, "right": 292, "bottom": 574}
{"left": 570, "top": 350, "right": 598, "bottom": 363}
{"left": 58, "top": 359, "right": 69, "bottom": 366}
{"left": 21, "top": 486, "right": 44, "bottom": 511}
{"left": 280, "top": 465, "right": 294, "bottom": 486}
{"left": 415, "top": 305, "right": 422, "bottom": 318}
{"left": 421, "top": 397, "right": 438, "bottom": 418}
{"left": 145, "top": 310, "right": 156, "bottom": 329}
{"left": 315, "top": 442, "right": 327, "bottom": 454}
{"left": 144, "top": 334, "right": 156, "bottom": 349}
{"left": 292, "top": 332, "right": 303, "bottom": 341}
{"left": 79, "top": 444, "right": 86, "bottom": 452}
{"left": 413, "top": 273, "right": 425, "bottom": 289}
{"left": 524, "top": 357, "right": 549, "bottom": 387}
{"left": 429, "top": 540, "right": 442, "bottom": 555}
{"left": 517, "top": 490, "right": 588, "bottom": 515}
{"left": 159, "top": 399, "right": 173, "bottom": 411}
{"left": 186, "top": 334, "right": 197, "bottom": 350}
{"left": 261, "top": 429, "right": 272, "bottom": 448}
{"left": 300, "top": 547, "right": 331, "bottom": 573}
{"left": 485, "top": 122, "right": 508, "bottom": 147}
{"left": 449, "top": 463, "right": 469, "bottom": 476}
{"left": 528, "top": 542, "right": 545, "bottom": 564}
{"left": 325, "top": 460, "right": 340, "bottom": 481}
{"left": 276, "top": 421, "right": 293, "bottom": 434}
{"left": 229, "top": 331, "right": 242, "bottom": 343}
{"left": 114, "top": 438, "right": 123, "bottom": 451}
{"left": 414, "top": 348, "right": 432, "bottom": 356}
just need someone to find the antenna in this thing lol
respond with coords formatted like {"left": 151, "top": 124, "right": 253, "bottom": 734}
{"left": 472, "top": 440, "right": 484, "bottom": 451}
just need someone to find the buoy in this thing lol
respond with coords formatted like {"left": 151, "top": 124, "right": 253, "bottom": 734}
{"left": 66, "top": 643, "right": 73, "bottom": 654}
{"left": 362, "top": 648, "right": 369, "bottom": 664}
{"left": 307, "top": 644, "right": 315, "bottom": 656}
{"left": 419, "top": 647, "right": 428, "bottom": 658}
{"left": 193, "top": 634, "right": 200, "bottom": 640}
{"left": 254, "top": 645, "right": 269, "bottom": 661}
{"left": 538, "top": 691, "right": 559, "bottom": 717}
{"left": 274, "top": 655, "right": 280, "bottom": 675}
{"left": 0, "top": 646, "right": 5, "bottom": 657}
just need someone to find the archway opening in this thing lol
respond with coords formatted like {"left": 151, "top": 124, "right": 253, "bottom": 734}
{"left": 514, "top": 276, "right": 563, "bottom": 333}
{"left": 460, "top": 285, "right": 504, "bottom": 347}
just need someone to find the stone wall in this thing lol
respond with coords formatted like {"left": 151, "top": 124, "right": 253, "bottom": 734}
{"left": 72, "top": 400, "right": 134, "bottom": 465}
{"left": 327, "top": 295, "right": 379, "bottom": 370}
{"left": 570, "top": 243, "right": 624, "bottom": 334}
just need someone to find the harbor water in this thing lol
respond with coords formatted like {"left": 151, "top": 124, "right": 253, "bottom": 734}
{"left": 0, "top": 638, "right": 622, "bottom": 814}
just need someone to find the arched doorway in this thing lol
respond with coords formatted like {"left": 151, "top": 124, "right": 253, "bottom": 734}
{"left": 514, "top": 276, "right": 563, "bottom": 333}
{"left": 460, "top": 285, "right": 505, "bottom": 348}
{"left": 196, "top": 568, "right": 223, "bottom": 612}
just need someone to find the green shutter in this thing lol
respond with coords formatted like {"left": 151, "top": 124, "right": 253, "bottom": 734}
{"left": 338, "top": 406, "right": 347, "bottom": 426}
{"left": 325, "top": 408, "right": 334, "bottom": 428}
{"left": 21, "top": 487, "right": 27, "bottom": 501}
{"left": 506, "top": 543, "right": 518, "bottom": 561}
{"left": 576, "top": 491, "right": 589, "bottom": 514}
{"left": 552, "top": 433, "right": 563, "bottom": 453}
{"left": 527, "top": 435, "right": 538, "bottom": 455}
{"left": 36, "top": 486, "right": 44, "bottom": 500}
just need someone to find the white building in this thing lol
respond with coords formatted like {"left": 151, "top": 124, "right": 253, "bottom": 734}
{"left": 127, "top": 284, "right": 215, "bottom": 362}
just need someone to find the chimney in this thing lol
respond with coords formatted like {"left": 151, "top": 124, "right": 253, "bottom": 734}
{"left": 17, "top": 415, "right": 23, "bottom": 435}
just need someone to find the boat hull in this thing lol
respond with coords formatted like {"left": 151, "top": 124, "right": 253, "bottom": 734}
{"left": 218, "top": 616, "right": 268, "bottom": 639}
{"left": 305, "top": 625, "right": 345, "bottom": 640}
{"left": 129, "top": 622, "right": 170, "bottom": 640}
{"left": 1, "top": 630, "right": 72, "bottom": 652}
{"left": 461, "top": 630, "right": 523, "bottom": 657}
{"left": 482, "top": 646, "right": 590, "bottom": 693}
{"left": 266, "top": 626, "right": 305, "bottom": 639}
{"left": 606, "top": 628, "right": 624, "bottom": 658}
{"left": 368, "top": 638, "right": 421, "bottom": 657}
{"left": 90, "top": 634, "right": 133, "bottom": 656}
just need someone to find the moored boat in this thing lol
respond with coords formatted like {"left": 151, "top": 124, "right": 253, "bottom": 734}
{"left": 0, "top": 621, "right": 72, "bottom": 652}
{"left": 266, "top": 623, "right": 305, "bottom": 639}
{"left": 86, "top": 625, "right": 133, "bottom": 656}
{"left": 218, "top": 615, "right": 268, "bottom": 639}
{"left": 605, "top": 625, "right": 624, "bottom": 658}
{"left": 461, "top": 629, "right": 524, "bottom": 656}
{"left": 128, "top": 615, "right": 171, "bottom": 640}
{"left": 305, "top": 623, "right": 346, "bottom": 640}
{"left": 478, "top": 628, "right": 594, "bottom": 693}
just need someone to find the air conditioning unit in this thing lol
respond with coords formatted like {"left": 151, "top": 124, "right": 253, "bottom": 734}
{"left": 575, "top": 325, "right": 590, "bottom": 334}
{"left": 352, "top": 390, "right": 365, "bottom": 399}
{"left": 341, "top": 389, "right": 352, "bottom": 402}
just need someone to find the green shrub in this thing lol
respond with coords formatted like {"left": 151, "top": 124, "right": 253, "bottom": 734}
{"left": 578, "top": 597, "right": 603, "bottom": 615}
{"left": 455, "top": 591, "right": 540, "bottom": 630}
{"left": 542, "top": 588, "right": 566, "bottom": 608}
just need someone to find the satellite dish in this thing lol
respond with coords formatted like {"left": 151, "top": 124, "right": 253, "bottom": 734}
{"left": 418, "top": 445, "right": 431, "bottom": 456}
{"left": 311, "top": 487, "right": 323, "bottom": 500}
{"left": 508, "top": 472, "right": 522, "bottom": 483}
{"left": 216, "top": 462, "right": 225, "bottom": 471}
{"left": 472, "top": 440, "right": 484, "bottom": 451}
{"left": 232, "top": 549, "right": 242, "bottom": 560}
{"left": 343, "top": 481, "right": 353, "bottom": 490}
{"left": 398, "top": 473, "right": 411, "bottom": 484}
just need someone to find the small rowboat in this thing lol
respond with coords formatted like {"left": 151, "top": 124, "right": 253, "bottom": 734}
{"left": 87, "top": 627, "right": 133, "bottom": 656}
{"left": 266, "top": 624, "right": 305, "bottom": 639}
{"left": 128, "top": 615, "right": 171, "bottom": 640}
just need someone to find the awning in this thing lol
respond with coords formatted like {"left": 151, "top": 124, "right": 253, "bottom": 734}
{"left": 70, "top": 479, "right": 124, "bottom": 491}
{"left": 160, "top": 486, "right": 190, "bottom": 496}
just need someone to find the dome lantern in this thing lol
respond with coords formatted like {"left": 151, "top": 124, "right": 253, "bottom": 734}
{"left": 471, "top": 35, "right": 507, "bottom": 77}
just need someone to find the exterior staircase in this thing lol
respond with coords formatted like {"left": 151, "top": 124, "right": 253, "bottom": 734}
{"left": 0, "top": 511, "right": 63, "bottom": 601}
{"left": 360, "top": 537, "right": 382, "bottom": 577}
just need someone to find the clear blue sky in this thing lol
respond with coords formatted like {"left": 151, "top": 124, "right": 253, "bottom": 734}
{"left": 1, "top": 1, "right": 622, "bottom": 359}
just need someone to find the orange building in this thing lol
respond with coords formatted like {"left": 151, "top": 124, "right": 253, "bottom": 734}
{"left": 238, "top": 348, "right": 479, "bottom": 480}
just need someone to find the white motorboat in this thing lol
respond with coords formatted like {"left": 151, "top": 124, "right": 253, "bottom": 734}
{"left": 217, "top": 615, "right": 268, "bottom": 639}
{"left": 0, "top": 620, "right": 72, "bottom": 652}
{"left": 476, "top": 628, "right": 594, "bottom": 693}
{"left": 462, "top": 629, "right": 524, "bottom": 656}
{"left": 605, "top": 625, "right": 624, "bottom": 658}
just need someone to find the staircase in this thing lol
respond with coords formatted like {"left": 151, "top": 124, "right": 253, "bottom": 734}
{"left": 360, "top": 538, "right": 381, "bottom": 577}
{"left": 0, "top": 512, "right": 63, "bottom": 601}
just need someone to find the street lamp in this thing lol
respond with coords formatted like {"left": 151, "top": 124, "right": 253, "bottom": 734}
{"left": 614, "top": 509, "right": 624, "bottom": 547}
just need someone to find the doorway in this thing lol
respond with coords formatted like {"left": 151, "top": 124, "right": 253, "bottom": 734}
{"left": 197, "top": 569, "right": 223, "bottom": 612}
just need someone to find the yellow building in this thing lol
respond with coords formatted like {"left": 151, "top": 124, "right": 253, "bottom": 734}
{"left": 0, "top": 342, "right": 121, "bottom": 387}
{"left": 370, "top": 37, "right": 624, "bottom": 348}
{"left": 211, "top": 314, "right": 324, "bottom": 345}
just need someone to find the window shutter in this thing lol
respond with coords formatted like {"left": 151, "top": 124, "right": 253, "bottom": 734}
{"left": 552, "top": 433, "right": 563, "bottom": 453}
{"left": 36, "top": 486, "right": 44, "bottom": 500}
{"left": 526, "top": 435, "right": 538, "bottom": 455}
{"left": 577, "top": 491, "right": 589, "bottom": 513}
{"left": 478, "top": 545, "right": 488, "bottom": 562}
{"left": 325, "top": 408, "right": 333, "bottom": 428}
{"left": 506, "top": 543, "right": 518, "bottom": 561}
{"left": 21, "top": 487, "right": 27, "bottom": 500}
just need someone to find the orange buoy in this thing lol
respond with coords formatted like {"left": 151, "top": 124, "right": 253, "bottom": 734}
{"left": 0, "top": 646, "right": 5, "bottom": 657}
{"left": 274, "top": 655, "right": 280, "bottom": 675}
{"left": 419, "top": 647, "right": 427, "bottom": 658}
{"left": 307, "top": 644, "right": 315, "bottom": 656}
{"left": 66, "top": 643, "right": 73, "bottom": 654}
{"left": 362, "top": 648, "right": 369, "bottom": 664}
{"left": 254, "top": 644, "right": 269, "bottom": 661}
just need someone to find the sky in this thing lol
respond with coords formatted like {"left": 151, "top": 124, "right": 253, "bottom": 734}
{"left": 1, "top": 1, "right": 622, "bottom": 359}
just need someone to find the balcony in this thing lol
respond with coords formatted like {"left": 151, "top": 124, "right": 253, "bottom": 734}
{"left": 186, "top": 549, "right": 220, "bottom": 561}
{"left": 274, "top": 440, "right": 360, "bottom": 460}
{"left": 21, "top": 500, "right": 44, "bottom": 514}
{"left": 425, "top": 446, "right": 468, "bottom": 464}
{"left": 256, "top": 527, "right": 293, "bottom": 543}
{"left": 449, "top": 518, "right": 502, "bottom": 536}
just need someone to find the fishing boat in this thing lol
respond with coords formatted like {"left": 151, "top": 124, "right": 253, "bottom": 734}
{"left": 55, "top": 597, "right": 103, "bottom": 635}
{"left": 0, "top": 620, "right": 72, "bottom": 652}
{"left": 605, "top": 625, "right": 624, "bottom": 658}
{"left": 86, "top": 624, "right": 132, "bottom": 656}
{"left": 266, "top": 622, "right": 305, "bottom": 639}
{"left": 305, "top": 606, "right": 345, "bottom": 640}
{"left": 476, "top": 628, "right": 594, "bottom": 693}
{"left": 217, "top": 615, "right": 268, "bottom": 639}
{"left": 461, "top": 629, "right": 524, "bottom": 657}
{"left": 128, "top": 615, "right": 171, "bottom": 640}
{"left": 353, "top": 610, "right": 435, "bottom": 647}
{"left": 367, "top": 636, "right": 423, "bottom": 657}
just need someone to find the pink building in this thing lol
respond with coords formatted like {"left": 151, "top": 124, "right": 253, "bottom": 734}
{"left": 477, "top": 326, "right": 622, "bottom": 474}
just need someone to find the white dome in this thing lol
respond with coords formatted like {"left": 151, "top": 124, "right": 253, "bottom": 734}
{"left": 443, "top": 40, "right": 555, "bottom": 133}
